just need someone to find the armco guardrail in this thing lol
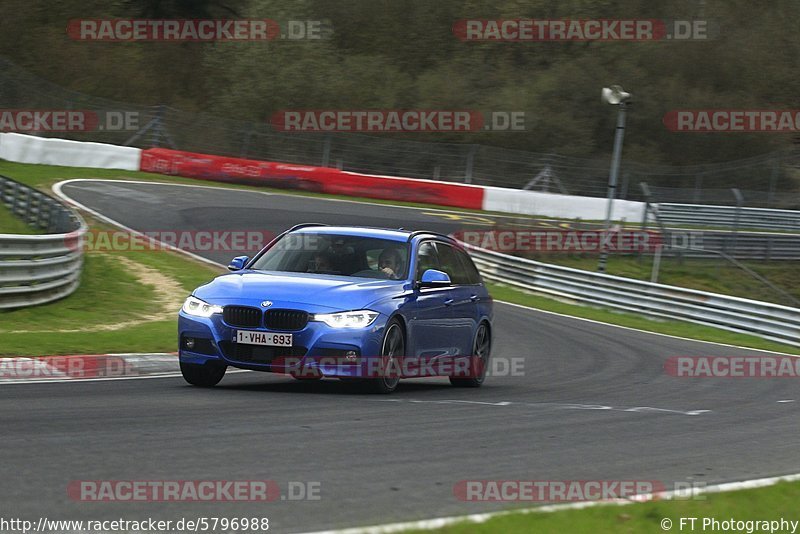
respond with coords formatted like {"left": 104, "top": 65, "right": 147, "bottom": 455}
{"left": 464, "top": 243, "right": 800, "bottom": 347}
{"left": 0, "top": 175, "right": 87, "bottom": 309}
{"left": 663, "top": 231, "right": 800, "bottom": 260}
{"left": 657, "top": 203, "right": 800, "bottom": 232}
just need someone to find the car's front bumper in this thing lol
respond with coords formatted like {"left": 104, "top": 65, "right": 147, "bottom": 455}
{"left": 178, "top": 311, "right": 388, "bottom": 378}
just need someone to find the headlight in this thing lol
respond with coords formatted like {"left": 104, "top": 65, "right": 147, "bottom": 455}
{"left": 313, "top": 310, "right": 379, "bottom": 328}
{"left": 181, "top": 296, "right": 223, "bottom": 318}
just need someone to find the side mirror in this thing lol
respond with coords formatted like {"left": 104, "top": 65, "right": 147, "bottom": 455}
{"left": 417, "top": 269, "right": 451, "bottom": 288}
{"left": 228, "top": 255, "right": 250, "bottom": 271}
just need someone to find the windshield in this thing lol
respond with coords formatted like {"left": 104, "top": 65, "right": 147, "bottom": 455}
{"left": 250, "top": 232, "right": 410, "bottom": 280}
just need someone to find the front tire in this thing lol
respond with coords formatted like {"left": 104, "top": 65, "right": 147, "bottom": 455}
{"left": 450, "top": 322, "right": 491, "bottom": 388}
{"left": 365, "top": 319, "right": 404, "bottom": 394}
{"left": 180, "top": 361, "right": 227, "bottom": 387}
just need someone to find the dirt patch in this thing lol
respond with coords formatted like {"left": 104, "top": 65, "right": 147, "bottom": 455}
{"left": 5, "top": 254, "right": 185, "bottom": 334}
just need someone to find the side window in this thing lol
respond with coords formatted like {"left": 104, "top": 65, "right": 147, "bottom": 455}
{"left": 435, "top": 242, "right": 470, "bottom": 285}
{"left": 454, "top": 247, "right": 482, "bottom": 285}
{"left": 415, "top": 241, "right": 440, "bottom": 280}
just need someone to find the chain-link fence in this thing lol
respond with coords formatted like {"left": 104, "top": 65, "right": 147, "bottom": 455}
{"left": 1, "top": 57, "right": 799, "bottom": 208}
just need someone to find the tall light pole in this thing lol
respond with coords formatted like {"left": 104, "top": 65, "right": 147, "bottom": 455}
{"left": 597, "top": 85, "right": 631, "bottom": 273}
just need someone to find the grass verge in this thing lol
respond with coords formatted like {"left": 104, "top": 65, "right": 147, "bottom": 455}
{"left": 412, "top": 480, "right": 800, "bottom": 534}
{"left": 0, "top": 201, "right": 41, "bottom": 234}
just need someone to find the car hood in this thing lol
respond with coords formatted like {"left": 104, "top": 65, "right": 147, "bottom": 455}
{"left": 193, "top": 270, "right": 407, "bottom": 313}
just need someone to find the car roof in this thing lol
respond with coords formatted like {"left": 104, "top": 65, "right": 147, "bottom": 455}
{"left": 290, "top": 225, "right": 411, "bottom": 241}
{"left": 290, "top": 225, "right": 459, "bottom": 245}
{"left": 291, "top": 225, "right": 411, "bottom": 242}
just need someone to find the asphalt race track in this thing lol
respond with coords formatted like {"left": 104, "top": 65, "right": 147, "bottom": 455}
{"left": 1, "top": 180, "right": 798, "bottom": 533}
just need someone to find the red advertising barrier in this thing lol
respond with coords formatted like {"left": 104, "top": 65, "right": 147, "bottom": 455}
{"left": 139, "top": 148, "right": 484, "bottom": 209}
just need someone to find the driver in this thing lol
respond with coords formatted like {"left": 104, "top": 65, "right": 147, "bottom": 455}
{"left": 378, "top": 247, "right": 405, "bottom": 279}
{"left": 309, "top": 251, "right": 332, "bottom": 272}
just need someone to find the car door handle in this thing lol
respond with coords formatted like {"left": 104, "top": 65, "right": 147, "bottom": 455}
{"left": 444, "top": 299, "right": 454, "bottom": 306}
{"left": 470, "top": 295, "right": 480, "bottom": 302}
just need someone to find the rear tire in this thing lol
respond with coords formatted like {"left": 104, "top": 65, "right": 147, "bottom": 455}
{"left": 450, "top": 322, "right": 490, "bottom": 388}
{"left": 365, "top": 319, "right": 404, "bottom": 394}
{"left": 180, "top": 361, "right": 227, "bottom": 387}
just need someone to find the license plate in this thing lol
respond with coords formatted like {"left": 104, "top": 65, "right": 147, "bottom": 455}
{"left": 235, "top": 330, "right": 292, "bottom": 347}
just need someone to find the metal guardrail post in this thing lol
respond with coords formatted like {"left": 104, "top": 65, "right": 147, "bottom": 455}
{"left": 650, "top": 244, "right": 663, "bottom": 283}
{"left": 730, "top": 188, "right": 744, "bottom": 256}
{"left": 768, "top": 156, "right": 779, "bottom": 207}
{"left": 11, "top": 181, "right": 22, "bottom": 214}
{"left": 640, "top": 182, "right": 654, "bottom": 223}
{"left": 464, "top": 144, "right": 477, "bottom": 185}
{"left": 321, "top": 135, "right": 332, "bottom": 167}
{"left": 151, "top": 105, "right": 165, "bottom": 148}
{"left": 638, "top": 182, "right": 653, "bottom": 266}
{"left": 36, "top": 194, "right": 48, "bottom": 229}
{"left": 22, "top": 187, "right": 31, "bottom": 221}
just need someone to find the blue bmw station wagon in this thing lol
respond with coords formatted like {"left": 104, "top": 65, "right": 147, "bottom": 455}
{"left": 178, "top": 225, "right": 493, "bottom": 393}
